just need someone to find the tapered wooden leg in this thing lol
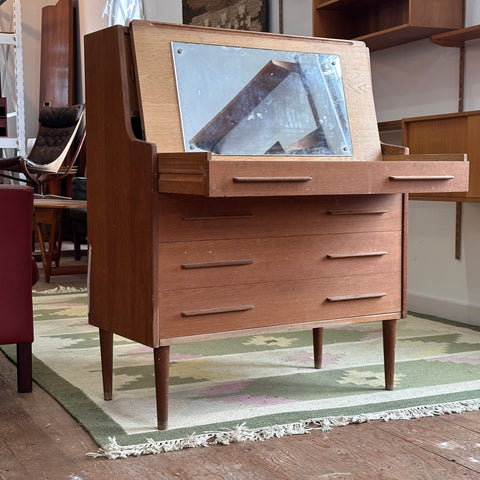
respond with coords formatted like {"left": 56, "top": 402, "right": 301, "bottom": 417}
{"left": 382, "top": 319, "right": 397, "bottom": 391}
{"left": 313, "top": 327, "right": 323, "bottom": 369}
{"left": 54, "top": 218, "right": 64, "bottom": 267}
{"left": 99, "top": 328, "right": 113, "bottom": 401}
{"left": 16, "top": 343, "right": 32, "bottom": 393}
{"left": 154, "top": 346, "right": 170, "bottom": 430}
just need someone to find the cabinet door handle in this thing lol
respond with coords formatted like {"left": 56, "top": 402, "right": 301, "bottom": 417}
{"left": 389, "top": 175, "right": 454, "bottom": 181}
{"left": 326, "top": 251, "right": 387, "bottom": 259}
{"left": 181, "top": 305, "right": 254, "bottom": 317}
{"left": 181, "top": 259, "right": 254, "bottom": 269}
{"left": 233, "top": 176, "right": 312, "bottom": 183}
{"left": 326, "top": 292, "right": 386, "bottom": 302}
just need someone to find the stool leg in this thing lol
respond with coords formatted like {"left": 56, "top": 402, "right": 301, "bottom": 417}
{"left": 99, "top": 328, "right": 113, "bottom": 401}
{"left": 382, "top": 319, "right": 397, "bottom": 391}
{"left": 313, "top": 327, "right": 323, "bottom": 369}
{"left": 154, "top": 346, "right": 170, "bottom": 430}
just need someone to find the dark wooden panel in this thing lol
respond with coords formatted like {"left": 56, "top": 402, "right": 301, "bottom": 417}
{"left": 40, "top": 0, "right": 75, "bottom": 107}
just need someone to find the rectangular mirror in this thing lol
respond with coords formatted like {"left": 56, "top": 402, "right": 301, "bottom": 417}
{"left": 172, "top": 42, "right": 353, "bottom": 156}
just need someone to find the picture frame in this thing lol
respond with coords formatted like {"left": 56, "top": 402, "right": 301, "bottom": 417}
{"left": 182, "top": 0, "right": 268, "bottom": 32}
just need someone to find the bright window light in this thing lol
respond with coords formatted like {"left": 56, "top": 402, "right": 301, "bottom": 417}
{"left": 102, "top": 0, "right": 145, "bottom": 26}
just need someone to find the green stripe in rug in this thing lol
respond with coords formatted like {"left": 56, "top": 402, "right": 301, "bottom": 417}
{"left": 1, "top": 291, "right": 479, "bottom": 458}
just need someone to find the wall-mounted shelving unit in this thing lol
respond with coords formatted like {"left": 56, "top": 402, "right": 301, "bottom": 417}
{"left": 312, "top": 0, "right": 464, "bottom": 51}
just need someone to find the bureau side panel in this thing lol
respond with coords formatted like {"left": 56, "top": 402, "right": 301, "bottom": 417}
{"left": 85, "top": 26, "right": 159, "bottom": 347}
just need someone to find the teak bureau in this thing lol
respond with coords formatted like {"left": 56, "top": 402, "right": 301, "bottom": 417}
{"left": 85, "top": 21, "right": 469, "bottom": 429}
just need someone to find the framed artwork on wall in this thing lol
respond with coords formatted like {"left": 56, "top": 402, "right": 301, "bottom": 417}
{"left": 182, "top": 0, "right": 268, "bottom": 32}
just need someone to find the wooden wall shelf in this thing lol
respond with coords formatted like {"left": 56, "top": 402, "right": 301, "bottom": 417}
{"left": 378, "top": 120, "right": 402, "bottom": 132}
{"left": 431, "top": 24, "right": 480, "bottom": 47}
{"left": 313, "top": 0, "right": 464, "bottom": 51}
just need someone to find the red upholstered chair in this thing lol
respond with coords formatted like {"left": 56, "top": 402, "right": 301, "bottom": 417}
{"left": 0, "top": 185, "right": 39, "bottom": 392}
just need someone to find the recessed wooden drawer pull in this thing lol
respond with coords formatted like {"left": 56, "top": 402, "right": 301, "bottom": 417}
{"left": 326, "top": 292, "right": 387, "bottom": 302}
{"left": 326, "top": 251, "right": 387, "bottom": 259}
{"left": 233, "top": 176, "right": 312, "bottom": 183}
{"left": 389, "top": 175, "right": 454, "bottom": 181}
{"left": 327, "top": 209, "right": 388, "bottom": 215}
{"left": 181, "top": 259, "right": 254, "bottom": 269}
{"left": 182, "top": 214, "right": 253, "bottom": 221}
{"left": 181, "top": 305, "right": 254, "bottom": 317}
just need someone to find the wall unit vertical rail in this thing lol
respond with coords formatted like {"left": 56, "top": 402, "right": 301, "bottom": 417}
{"left": 0, "top": 0, "right": 25, "bottom": 158}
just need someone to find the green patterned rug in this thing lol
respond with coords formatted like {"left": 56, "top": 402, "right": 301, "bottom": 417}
{"left": 2, "top": 290, "right": 480, "bottom": 458}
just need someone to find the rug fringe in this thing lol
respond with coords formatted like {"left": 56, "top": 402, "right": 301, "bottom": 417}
{"left": 33, "top": 286, "right": 87, "bottom": 294}
{"left": 87, "top": 398, "right": 480, "bottom": 459}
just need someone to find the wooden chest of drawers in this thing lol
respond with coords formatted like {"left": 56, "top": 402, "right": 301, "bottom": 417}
{"left": 157, "top": 194, "right": 403, "bottom": 339}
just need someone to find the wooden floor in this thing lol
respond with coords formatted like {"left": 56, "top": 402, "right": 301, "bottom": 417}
{"left": 1, "top": 252, "right": 480, "bottom": 479}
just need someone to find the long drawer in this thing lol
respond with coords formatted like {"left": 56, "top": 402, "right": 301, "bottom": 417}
{"left": 157, "top": 272, "right": 402, "bottom": 338}
{"left": 158, "top": 194, "right": 403, "bottom": 242}
{"left": 158, "top": 231, "right": 402, "bottom": 291}
{"left": 158, "top": 154, "right": 469, "bottom": 198}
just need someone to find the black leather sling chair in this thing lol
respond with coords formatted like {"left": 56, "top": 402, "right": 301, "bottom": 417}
{"left": 0, "top": 104, "right": 85, "bottom": 195}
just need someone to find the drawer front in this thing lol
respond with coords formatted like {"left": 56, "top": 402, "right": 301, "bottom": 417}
{"left": 207, "top": 159, "right": 468, "bottom": 197}
{"left": 158, "top": 194, "right": 403, "bottom": 242}
{"left": 158, "top": 231, "right": 402, "bottom": 290}
{"left": 158, "top": 272, "right": 402, "bottom": 338}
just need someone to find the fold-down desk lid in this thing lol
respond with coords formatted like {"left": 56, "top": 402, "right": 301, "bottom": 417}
{"left": 129, "top": 21, "right": 468, "bottom": 197}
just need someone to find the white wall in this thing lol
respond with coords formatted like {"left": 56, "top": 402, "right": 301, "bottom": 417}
{"left": 281, "top": 0, "right": 311, "bottom": 36}
{"left": 144, "top": 0, "right": 182, "bottom": 23}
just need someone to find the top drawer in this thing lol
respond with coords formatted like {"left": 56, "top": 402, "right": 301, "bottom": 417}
{"left": 158, "top": 194, "right": 403, "bottom": 243}
{"left": 158, "top": 154, "right": 468, "bottom": 197}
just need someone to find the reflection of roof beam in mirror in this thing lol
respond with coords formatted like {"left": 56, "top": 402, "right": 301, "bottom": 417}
{"left": 284, "top": 128, "right": 329, "bottom": 154}
{"left": 191, "top": 60, "right": 298, "bottom": 153}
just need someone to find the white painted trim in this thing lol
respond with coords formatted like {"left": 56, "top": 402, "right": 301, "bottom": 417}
{"left": 407, "top": 292, "right": 480, "bottom": 327}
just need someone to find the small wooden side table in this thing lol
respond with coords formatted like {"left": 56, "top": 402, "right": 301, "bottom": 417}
{"left": 33, "top": 198, "right": 87, "bottom": 282}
